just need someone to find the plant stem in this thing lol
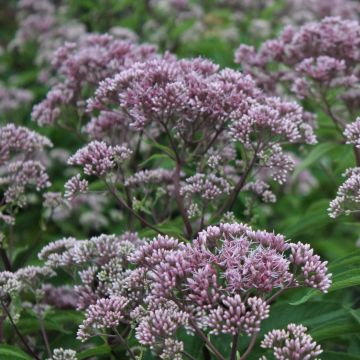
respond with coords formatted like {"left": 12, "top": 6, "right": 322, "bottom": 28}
{"left": 239, "top": 333, "right": 257, "bottom": 360}
{"left": 113, "top": 328, "right": 137, "bottom": 360}
{"left": 202, "top": 345, "right": 211, "bottom": 360}
{"left": 104, "top": 180, "right": 165, "bottom": 235}
{"left": 188, "top": 318, "right": 226, "bottom": 360}
{"left": 216, "top": 150, "right": 258, "bottom": 217}
{"left": 39, "top": 315, "right": 52, "bottom": 358}
{"left": 182, "top": 350, "right": 197, "bottom": 360}
{"left": 174, "top": 162, "right": 193, "bottom": 239}
{"left": 1, "top": 301, "right": 40, "bottom": 360}
{"left": 172, "top": 297, "right": 225, "bottom": 360}
{"left": 159, "top": 120, "right": 193, "bottom": 239}
{"left": 230, "top": 332, "right": 239, "bottom": 360}
{"left": 319, "top": 92, "right": 360, "bottom": 166}
{"left": 266, "top": 288, "right": 286, "bottom": 304}
{"left": 0, "top": 248, "right": 11, "bottom": 271}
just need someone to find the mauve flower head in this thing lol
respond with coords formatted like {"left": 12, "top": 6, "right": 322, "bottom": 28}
{"left": 87, "top": 57, "right": 258, "bottom": 137}
{"left": 67, "top": 141, "right": 132, "bottom": 176}
{"left": 345, "top": 117, "right": 360, "bottom": 148}
{"left": 135, "top": 302, "right": 188, "bottom": 359}
{"left": 83, "top": 110, "right": 131, "bottom": 141}
{"left": 290, "top": 242, "right": 332, "bottom": 292}
{"left": 0, "top": 124, "right": 51, "bottom": 212}
{"left": 329, "top": 167, "right": 360, "bottom": 218}
{"left": 291, "top": 0, "right": 360, "bottom": 22}
{"left": 181, "top": 173, "right": 232, "bottom": 201}
{"left": 235, "top": 17, "right": 360, "bottom": 96}
{"left": 84, "top": 54, "right": 315, "bottom": 216}
{"left": 39, "top": 232, "right": 145, "bottom": 311}
{"left": 0, "top": 124, "right": 52, "bottom": 165}
{"left": 32, "top": 34, "right": 159, "bottom": 126}
{"left": 38, "top": 237, "right": 78, "bottom": 267}
{"left": 126, "top": 222, "right": 330, "bottom": 353}
{"left": 0, "top": 86, "right": 33, "bottom": 114}
{"left": 15, "top": 266, "right": 55, "bottom": 288}
{"left": 245, "top": 180, "right": 277, "bottom": 203}
{"left": 48, "top": 348, "right": 77, "bottom": 360}
{"left": 64, "top": 175, "right": 88, "bottom": 201}
{"left": 42, "top": 285, "right": 78, "bottom": 309}
{"left": 11, "top": 0, "right": 86, "bottom": 82}
{"left": 77, "top": 296, "right": 129, "bottom": 341}
{"left": 207, "top": 294, "right": 269, "bottom": 336}
{"left": 0, "top": 271, "right": 21, "bottom": 299}
{"left": 261, "top": 323, "right": 322, "bottom": 360}
{"left": 125, "top": 169, "right": 175, "bottom": 187}
{"left": 3, "top": 160, "right": 50, "bottom": 206}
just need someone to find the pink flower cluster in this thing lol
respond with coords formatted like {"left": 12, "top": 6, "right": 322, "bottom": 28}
{"left": 0, "top": 124, "right": 51, "bottom": 217}
{"left": 235, "top": 17, "right": 360, "bottom": 221}
{"left": 39, "top": 233, "right": 145, "bottom": 310}
{"left": 32, "top": 34, "right": 158, "bottom": 126}
{"left": 68, "top": 141, "right": 132, "bottom": 176}
{"left": 236, "top": 17, "right": 360, "bottom": 97}
{"left": 0, "top": 123, "right": 52, "bottom": 164}
{"left": 329, "top": 168, "right": 360, "bottom": 217}
{"left": 77, "top": 296, "right": 129, "bottom": 340}
{"left": 127, "top": 223, "right": 330, "bottom": 357}
{"left": 345, "top": 117, "right": 360, "bottom": 148}
{"left": 261, "top": 323, "right": 322, "bottom": 360}
{"left": 64, "top": 175, "right": 89, "bottom": 201}
{"left": 38, "top": 223, "right": 331, "bottom": 358}
{"left": 71, "top": 54, "right": 315, "bottom": 227}
{"left": 0, "top": 85, "right": 33, "bottom": 114}
{"left": 11, "top": 0, "right": 86, "bottom": 81}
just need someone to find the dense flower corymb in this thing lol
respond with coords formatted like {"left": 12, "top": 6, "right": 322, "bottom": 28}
{"left": 77, "top": 296, "right": 129, "bottom": 341}
{"left": 329, "top": 168, "right": 360, "bottom": 217}
{"left": 68, "top": 141, "right": 132, "bottom": 176}
{"left": 0, "top": 124, "right": 52, "bottom": 217}
{"left": 77, "top": 54, "right": 316, "bottom": 233}
{"left": 235, "top": 17, "right": 360, "bottom": 95}
{"left": 261, "top": 323, "right": 322, "bottom": 360}
{"left": 125, "top": 223, "right": 331, "bottom": 357}
{"left": 32, "top": 34, "right": 158, "bottom": 127}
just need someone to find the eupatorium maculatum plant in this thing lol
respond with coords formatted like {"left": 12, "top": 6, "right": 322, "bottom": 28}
{"left": 1, "top": 1, "right": 360, "bottom": 360}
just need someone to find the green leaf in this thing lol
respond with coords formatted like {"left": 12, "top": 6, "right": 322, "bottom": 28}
{"left": 291, "top": 267, "right": 360, "bottom": 305}
{"left": 312, "top": 319, "right": 359, "bottom": 341}
{"left": 329, "top": 251, "right": 360, "bottom": 272}
{"left": 293, "top": 143, "right": 338, "bottom": 178}
{"left": 349, "top": 308, "right": 360, "bottom": 326}
{"left": 139, "top": 153, "right": 173, "bottom": 167}
{"left": 322, "top": 352, "right": 360, "bottom": 360}
{"left": 290, "top": 289, "right": 319, "bottom": 306}
{"left": 331, "top": 269, "right": 360, "bottom": 291}
{"left": 262, "top": 300, "right": 345, "bottom": 332}
{"left": 77, "top": 344, "right": 111, "bottom": 360}
{"left": 0, "top": 345, "right": 32, "bottom": 360}
{"left": 283, "top": 199, "right": 330, "bottom": 237}
{"left": 148, "top": 142, "right": 176, "bottom": 160}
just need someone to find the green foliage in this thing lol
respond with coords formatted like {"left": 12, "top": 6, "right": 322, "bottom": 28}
{"left": 0, "top": 345, "right": 32, "bottom": 360}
